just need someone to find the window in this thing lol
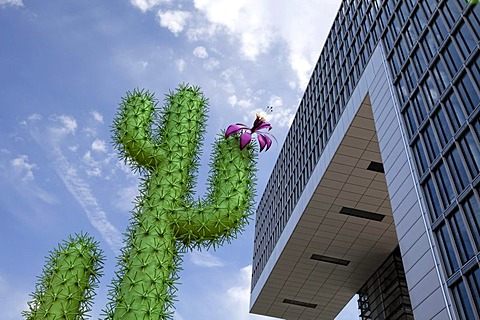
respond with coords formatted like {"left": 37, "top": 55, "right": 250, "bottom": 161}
{"left": 444, "top": 90, "right": 467, "bottom": 132}
{"left": 452, "top": 280, "right": 476, "bottom": 320}
{"left": 432, "top": 107, "right": 453, "bottom": 148}
{"left": 456, "top": 72, "right": 479, "bottom": 114}
{"left": 459, "top": 130, "right": 480, "bottom": 179}
{"left": 412, "top": 47, "right": 427, "bottom": 77}
{"left": 442, "top": 40, "right": 463, "bottom": 78}
{"left": 422, "top": 75, "right": 440, "bottom": 108}
{"left": 437, "top": 223, "right": 459, "bottom": 275}
{"left": 423, "top": 176, "right": 442, "bottom": 220}
{"left": 455, "top": 21, "right": 477, "bottom": 59}
{"left": 446, "top": 147, "right": 470, "bottom": 194}
{"left": 412, "top": 90, "right": 428, "bottom": 124}
{"left": 431, "top": 13, "right": 449, "bottom": 45}
{"left": 434, "top": 161, "right": 456, "bottom": 209}
{"left": 441, "top": 1, "right": 461, "bottom": 28}
{"left": 413, "top": 137, "right": 428, "bottom": 175}
{"left": 404, "top": 61, "right": 417, "bottom": 93}
{"left": 431, "top": 58, "right": 450, "bottom": 92}
{"left": 422, "top": 122, "right": 440, "bottom": 163}
{"left": 467, "top": 268, "right": 480, "bottom": 313}
{"left": 423, "top": 0, "right": 437, "bottom": 15}
{"left": 448, "top": 208, "right": 475, "bottom": 263}
{"left": 403, "top": 103, "right": 419, "bottom": 138}
{"left": 462, "top": 194, "right": 480, "bottom": 248}
{"left": 412, "top": 5, "right": 428, "bottom": 32}
{"left": 421, "top": 29, "right": 438, "bottom": 60}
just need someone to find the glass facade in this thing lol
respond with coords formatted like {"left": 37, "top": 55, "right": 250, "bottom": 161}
{"left": 358, "top": 247, "right": 414, "bottom": 320}
{"left": 252, "top": 0, "right": 480, "bottom": 318}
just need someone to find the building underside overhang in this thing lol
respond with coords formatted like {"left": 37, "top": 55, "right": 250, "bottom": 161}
{"left": 250, "top": 96, "right": 400, "bottom": 319}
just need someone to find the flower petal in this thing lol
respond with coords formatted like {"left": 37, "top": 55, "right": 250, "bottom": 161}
{"left": 225, "top": 124, "right": 247, "bottom": 138}
{"left": 239, "top": 132, "right": 252, "bottom": 149}
{"left": 264, "top": 134, "right": 272, "bottom": 151}
{"left": 257, "top": 133, "right": 273, "bottom": 152}
{"left": 252, "top": 117, "right": 272, "bottom": 132}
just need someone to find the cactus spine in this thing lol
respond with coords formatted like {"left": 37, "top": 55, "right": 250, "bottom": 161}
{"left": 105, "top": 84, "right": 256, "bottom": 319}
{"left": 23, "top": 233, "right": 104, "bottom": 320}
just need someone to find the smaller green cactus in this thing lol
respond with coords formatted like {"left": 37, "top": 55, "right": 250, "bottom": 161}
{"left": 23, "top": 233, "right": 104, "bottom": 320}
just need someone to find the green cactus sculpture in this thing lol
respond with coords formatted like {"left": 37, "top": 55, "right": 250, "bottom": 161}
{"left": 104, "top": 84, "right": 257, "bottom": 319}
{"left": 23, "top": 233, "right": 104, "bottom": 320}
{"left": 24, "top": 84, "right": 265, "bottom": 320}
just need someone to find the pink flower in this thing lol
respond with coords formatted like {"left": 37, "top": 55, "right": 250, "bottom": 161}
{"left": 225, "top": 114, "right": 273, "bottom": 152}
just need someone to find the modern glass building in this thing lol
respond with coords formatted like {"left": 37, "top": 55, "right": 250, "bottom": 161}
{"left": 250, "top": 0, "right": 480, "bottom": 319}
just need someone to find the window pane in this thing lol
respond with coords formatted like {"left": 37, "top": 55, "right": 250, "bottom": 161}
{"left": 422, "top": 122, "right": 440, "bottom": 163}
{"left": 412, "top": 47, "right": 427, "bottom": 79}
{"left": 403, "top": 103, "right": 418, "bottom": 138}
{"left": 432, "top": 107, "right": 453, "bottom": 148}
{"left": 423, "top": 176, "right": 442, "bottom": 220}
{"left": 434, "top": 161, "right": 456, "bottom": 209}
{"left": 442, "top": 40, "right": 463, "bottom": 78}
{"left": 457, "top": 73, "right": 479, "bottom": 114}
{"left": 442, "top": 1, "right": 461, "bottom": 28}
{"left": 455, "top": 21, "right": 477, "bottom": 59}
{"left": 449, "top": 208, "right": 475, "bottom": 263}
{"left": 452, "top": 280, "right": 476, "bottom": 320}
{"left": 437, "top": 223, "right": 459, "bottom": 275}
{"left": 413, "top": 90, "right": 428, "bottom": 124}
{"left": 423, "top": 75, "right": 440, "bottom": 108}
{"left": 459, "top": 130, "right": 480, "bottom": 179}
{"left": 444, "top": 90, "right": 467, "bottom": 131}
{"left": 446, "top": 147, "right": 470, "bottom": 194}
{"left": 413, "top": 138, "right": 428, "bottom": 175}
{"left": 432, "top": 14, "right": 448, "bottom": 44}
{"left": 467, "top": 268, "right": 480, "bottom": 312}
{"left": 462, "top": 194, "right": 480, "bottom": 248}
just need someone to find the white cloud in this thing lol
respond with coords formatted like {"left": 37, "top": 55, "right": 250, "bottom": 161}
{"left": 216, "top": 265, "right": 276, "bottom": 320}
{"left": 157, "top": 10, "right": 191, "bottom": 35}
{"left": 11, "top": 155, "right": 37, "bottom": 181}
{"left": 129, "top": 0, "right": 169, "bottom": 12}
{"left": 175, "top": 58, "right": 186, "bottom": 72}
{"left": 190, "top": 251, "right": 225, "bottom": 268}
{"left": 138, "top": 60, "right": 149, "bottom": 70}
{"left": 228, "top": 95, "right": 254, "bottom": 110}
{"left": 54, "top": 149, "right": 123, "bottom": 253}
{"left": 91, "top": 139, "right": 107, "bottom": 153}
{"left": 193, "top": 0, "right": 275, "bottom": 61}
{"left": 91, "top": 111, "right": 104, "bottom": 124}
{"left": 0, "top": 0, "right": 23, "bottom": 7}
{"left": 193, "top": 46, "right": 208, "bottom": 59}
{"left": 49, "top": 114, "right": 77, "bottom": 140}
{"left": 113, "top": 185, "right": 139, "bottom": 212}
{"left": 203, "top": 58, "right": 220, "bottom": 70}
{"left": 82, "top": 151, "right": 106, "bottom": 177}
{"left": 27, "top": 113, "right": 42, "bottom": 121}
{"left": 191, "top": 0, "right": 341, "bottom": 88}
{"left": 83, "top": 127, "right": 97, "bottom": 137}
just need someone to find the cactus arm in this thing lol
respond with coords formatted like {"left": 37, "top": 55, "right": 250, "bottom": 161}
{"left": 173, "top": 134, "right": 257, "bottom": 246}
{"left": 158, "top": 84, "right": 208, "bottom": 200}
{"left": 23, "top": 233, "right": 104, "bottom": 320}
{"left": 112, "top": 89, "right": 163, "bottom": 171}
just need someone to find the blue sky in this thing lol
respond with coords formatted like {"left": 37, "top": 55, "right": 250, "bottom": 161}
{"left": 0, "top": 0, "right": 359, "bottom": 319}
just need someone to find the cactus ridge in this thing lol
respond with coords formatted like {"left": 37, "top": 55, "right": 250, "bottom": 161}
{"left": 23, "top": 233, "right": 104, "bottom": 320}
{"left": 105, "top": 84, "right": 257, "bottom": 319}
